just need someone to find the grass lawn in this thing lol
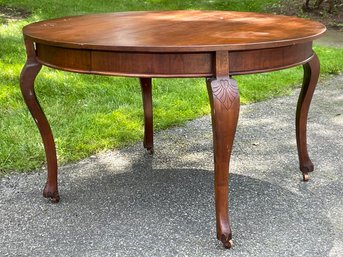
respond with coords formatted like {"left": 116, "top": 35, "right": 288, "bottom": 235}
{"left": 1, "top": 0, "right": 343, "bottom": 173}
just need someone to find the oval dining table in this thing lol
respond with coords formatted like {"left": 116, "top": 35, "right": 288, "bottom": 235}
{"left": 20, "top": 10, "right": 326, "bottom": 248}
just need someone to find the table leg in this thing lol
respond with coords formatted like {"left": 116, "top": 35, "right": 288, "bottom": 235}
{"left": 207, "top": 76, "right": 240, "bottom": 249}
{"left": 296, "top": 53, "right": 320, "bottom": 182}
{"left": 20, "top": 39, "right": 59, "bottom": 203}
{"left": 140, "top": 77, "right": 154, "bottom": 154}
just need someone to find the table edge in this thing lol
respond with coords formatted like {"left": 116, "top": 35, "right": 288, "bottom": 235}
{"left": 25, "top": 30, "right": 326, "bottom": 53}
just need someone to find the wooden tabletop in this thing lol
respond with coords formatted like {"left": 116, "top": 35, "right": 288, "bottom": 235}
{"left": 23, "top": 10, "right": 326, "bottom": 52}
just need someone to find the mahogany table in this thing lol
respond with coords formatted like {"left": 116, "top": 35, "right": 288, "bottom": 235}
{"left": 20, "top": 11, "right": 326, "bottom": 248}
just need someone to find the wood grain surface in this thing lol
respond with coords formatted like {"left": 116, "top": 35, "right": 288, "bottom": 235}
{"left": 23, "top": 10, "right": 326, "bottom": 52}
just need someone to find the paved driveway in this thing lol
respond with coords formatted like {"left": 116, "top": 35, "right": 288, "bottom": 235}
{"left": 1, "top": 74, "right": 343, "bottom": 257}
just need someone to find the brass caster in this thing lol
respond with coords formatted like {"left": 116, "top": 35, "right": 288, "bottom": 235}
{"left": 146, "top": 147, "right": 154, "bottom": 155}
{"left": 220, "top": 234, "right": 233, "bottom": 249}
{"left": 224, "top": 239, "right": 233, "bottom": 249}
{"left": 302, "top": 172, "right": 309, "bottom": 182}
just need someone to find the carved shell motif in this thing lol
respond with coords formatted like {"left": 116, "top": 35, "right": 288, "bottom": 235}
{"left": 211, "top": 78, "right": 239, "bottom": 110}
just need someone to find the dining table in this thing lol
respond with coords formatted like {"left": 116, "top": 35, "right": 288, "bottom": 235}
{"left": 20, "top": 10, "right": 326, "bottom": 248}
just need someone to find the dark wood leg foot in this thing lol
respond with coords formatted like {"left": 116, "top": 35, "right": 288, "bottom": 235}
{"left": 207, "top": 76, "right": 240, "bottom": 249}
{"left": 43, "top": 183, "right": 60, "bottom": 203}
{"left": 296, "top": 53, "right": 320, "bottom": 181}
{"left": 140, "top": 77, "right": 154, "bottom": 154}
{"left": 20, "top": 39, "right": 59, "bottom": 203}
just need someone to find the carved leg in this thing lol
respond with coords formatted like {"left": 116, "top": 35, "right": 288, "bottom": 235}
{"left": 20, "top": 39, "right": 59, "bottom": 203}
{"left": 296, "top": 53, "right": 320, "bottom": 181}
{"left": 207, "top": 76, "right": 240, "bottom": 249}
{"left": 140, "top": 77, "right": 154, "bottom": 154}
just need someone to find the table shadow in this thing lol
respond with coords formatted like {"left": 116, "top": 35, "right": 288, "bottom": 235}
{"left": 48, "top": 162, "right": 335, "bottom": 257}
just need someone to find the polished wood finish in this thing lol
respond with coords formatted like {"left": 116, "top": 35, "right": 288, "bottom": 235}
{"left": 207, "top": 51, "right": 240, "bottom": 248}
{"left": 20, "top": 11, "right": 326, "bottom": 248}
{"left": 35, "top": 42, "right": 314, "bottom": 77}
{"left": 20, "top": 39, "right": 59, "bottom": 203}
{"left": 296, "top": 53, "right": 320, "bottom": 181}
{"left": 24, "top": 11, "right": 325, "bottom": 52}
{"left": 140, "top": 78, "right": 154, "bottom": 153}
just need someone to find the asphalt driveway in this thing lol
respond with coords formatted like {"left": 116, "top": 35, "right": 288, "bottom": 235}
{"left": 1, "top": 72, "right": 342, "bottom": 256}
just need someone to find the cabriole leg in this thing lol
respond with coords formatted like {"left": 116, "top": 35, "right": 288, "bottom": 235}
{"left": 296, "top": 53, "right": 320, "bottom": 181}
{"left": 207, "top": 75, "right": 240, "bottom": 249}
{"left": 140, "top": 77, "right": 154, "bottom": 154}
{"left": 20, "top": 39, "right": 59, "bottom": 203}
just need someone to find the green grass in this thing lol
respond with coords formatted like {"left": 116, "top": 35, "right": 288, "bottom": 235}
{"left": 1, "top": 0, "right": 343, "bottom": 173}
{"left": 1, "top": 0, "right": 276, "bottom": 18}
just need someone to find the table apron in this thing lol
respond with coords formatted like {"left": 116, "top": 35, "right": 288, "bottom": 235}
{"left": 35, "top": 42, "right": 313, "bottom": 77}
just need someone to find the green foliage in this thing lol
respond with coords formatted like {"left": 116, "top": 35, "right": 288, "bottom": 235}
{"left": 0, "top": 0, "right": 343, "bottom": 173}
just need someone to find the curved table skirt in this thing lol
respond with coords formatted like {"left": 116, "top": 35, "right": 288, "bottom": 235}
{"left": 35, "top": 42, "right": 314, "bottom": 77}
